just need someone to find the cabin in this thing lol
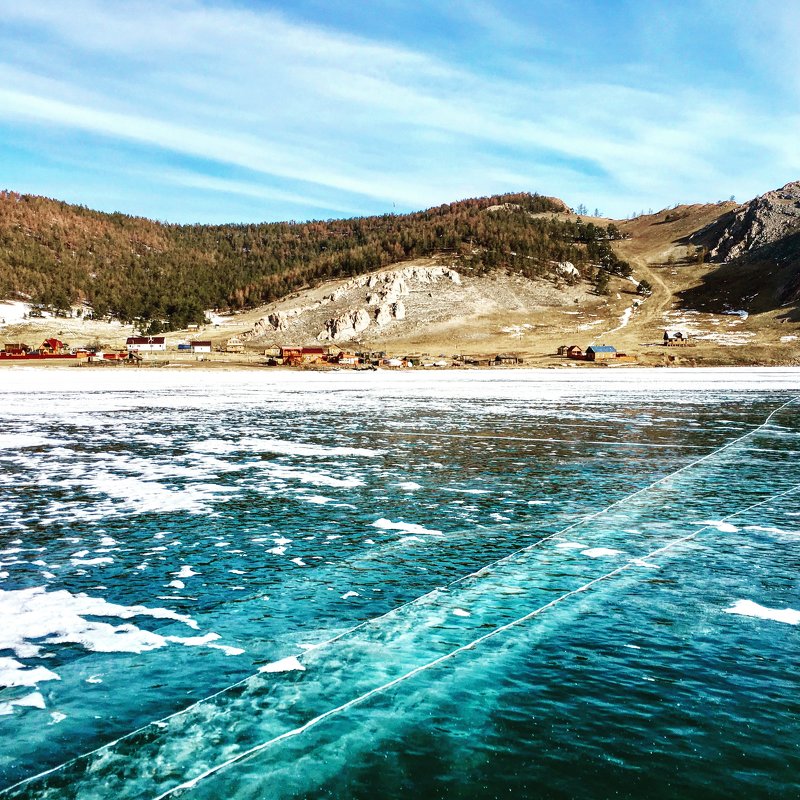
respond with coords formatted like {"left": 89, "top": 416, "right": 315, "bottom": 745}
{"left": 585, "top": 345, "right": 617, "bottom": 361}
{"left": 190, "top": 341, "right": 212, "bottom": 353}
{"left": 126, "top": 336, "right": 166, "bottom": 352}
{"left": 565, "top": 345, "right": 584, "bottom": 359}
{"left": 663, "top": 330, "right": 692, "bottom": 346}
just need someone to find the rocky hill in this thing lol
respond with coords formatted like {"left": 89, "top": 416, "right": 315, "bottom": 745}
{"left": 701, "top": 181, "right": 800, "bottom": 262}
{"left": 682, "top": 181, "right": 800, "bottom": 316}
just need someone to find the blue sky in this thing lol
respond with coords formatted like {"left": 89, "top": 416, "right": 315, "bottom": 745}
{"left": 1, "top": 0, "right": 798, "bottom": 223}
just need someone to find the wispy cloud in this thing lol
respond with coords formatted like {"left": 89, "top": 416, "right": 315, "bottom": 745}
{"left": 0, "top": 0, "right": 797, "bottom": 221}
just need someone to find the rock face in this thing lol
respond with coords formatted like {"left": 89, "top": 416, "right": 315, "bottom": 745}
{"left": 319, "top": 308, "right": 371, "bottom": 341}
{"left": 705, "top": 181, "right": 800, "bottom": 262}
{"left": 239, "top": 264, "right": 462, "bottom": 343}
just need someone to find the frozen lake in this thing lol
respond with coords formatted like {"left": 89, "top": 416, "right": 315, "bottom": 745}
{"left": 1, "top": 368, "right": 799, "bottom": 799}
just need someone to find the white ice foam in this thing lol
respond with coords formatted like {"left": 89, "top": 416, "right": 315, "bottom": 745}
{"left": 724, "top": 599, "right": 800, "bottom": 625}
{"left": 554, "top": 541, "right": 586, "bottom": 550}
{"left": 453, "top": 608, "right": 471, "bottom": 617}
{"left": 341, "top": 591, "right": 359, "bottom": 599}
{"left": 167, "top": 580, "right": 185, "bottom": 589}
{"left": 396, "top": 482, "right": 422, "bottom": 491}
{"left": 290, "top": 557, "right": 307, "bottom": 566}
{"left": 258, "top": 655, "right": 305, "bottom": 673}
{"left": 372, "top": 518, "right": 443, "bottom": 536}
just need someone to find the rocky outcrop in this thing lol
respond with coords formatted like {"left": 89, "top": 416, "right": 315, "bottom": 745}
{"left": 375, "top": 300, "right": 405, "bottom": 327}
{"left": 318, "top": 308, "right": 371, "bottom": 341}
{"left": 554, "top": 261, "right": 579, "bottom": 278}
{"left": 240, "top": 264, "right": 461, "bottom": 343}
{"left": 704, "top": 181, "right": 800, "bottom": 262}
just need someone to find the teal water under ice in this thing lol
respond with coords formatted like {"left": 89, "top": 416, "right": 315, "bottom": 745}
{"left": 0, "top": 368, "right": 799, "bottom": 799}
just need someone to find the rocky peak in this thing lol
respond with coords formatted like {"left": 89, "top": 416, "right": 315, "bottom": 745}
{"left": 706, "top": 180, "right": 800, "bottom": 262}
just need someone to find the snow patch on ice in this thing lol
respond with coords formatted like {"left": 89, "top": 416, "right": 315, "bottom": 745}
{"left": 372, "top": 518, "right": 443, "bottom": 536}
{"left": 724, "top": 599, "right": 800, "bottom": 625}
{"left": 0, "top": 692, "right": 47, "bottom": 716}
{"left": 581, "top": 548, "right": 623, "bottom": 558}
{"left": 0, "top": 657, "right": 60, "bottom": 688}
{"left": 259, "top": 655, "right": 305, "bottom": 673}
{"left": 699, "top": 520, "right": 739, "bottom": 533}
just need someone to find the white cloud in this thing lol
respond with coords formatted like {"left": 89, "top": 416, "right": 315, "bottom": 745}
{"left": 0, "top": 0, "right": 797, "bottom": 218}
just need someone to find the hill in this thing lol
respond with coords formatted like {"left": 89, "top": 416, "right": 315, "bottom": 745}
{"left": 0, "top": 190, "right": 629, "bottom": 332}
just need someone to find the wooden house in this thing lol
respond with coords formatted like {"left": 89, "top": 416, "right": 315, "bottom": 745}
{"left": 40, "top": 338, "right": 66, "bottom": 354}
{"left": 585, "top": 345, "right": 617, "bottom": 361}
{"left": 190, "top": 341, "right": 212, "bottom": 353}
{"left": 565, "top": 345, "right": 584, "bottom": 359}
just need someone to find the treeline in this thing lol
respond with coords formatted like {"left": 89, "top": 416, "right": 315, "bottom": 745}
{"left": 0, "top": 190, "right": 628, "bottom": 331}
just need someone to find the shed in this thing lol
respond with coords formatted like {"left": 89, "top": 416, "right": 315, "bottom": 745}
{"left": 495, "top": 353, "right": 522, "bottom": 365}
{"left": 585, "top": 345, "right": 617, "bottom": 361}
{"left": 190, "top": 341, "right": 212, "bottom": 353}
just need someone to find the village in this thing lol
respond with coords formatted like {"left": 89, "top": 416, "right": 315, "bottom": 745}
{"left": 0, "top": 330, "right": 693, "bottom": 368}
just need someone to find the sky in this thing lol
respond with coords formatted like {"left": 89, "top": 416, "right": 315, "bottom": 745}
{"left": 1, "top": 0, "right": 799, "bottom": 224}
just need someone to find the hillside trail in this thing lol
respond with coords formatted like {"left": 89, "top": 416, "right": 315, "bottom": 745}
{"left": 592, "top": 253, "right": 671, "bottom": 343}
{"left": 630, "top": 254, "right": 672, "bottom": 326}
